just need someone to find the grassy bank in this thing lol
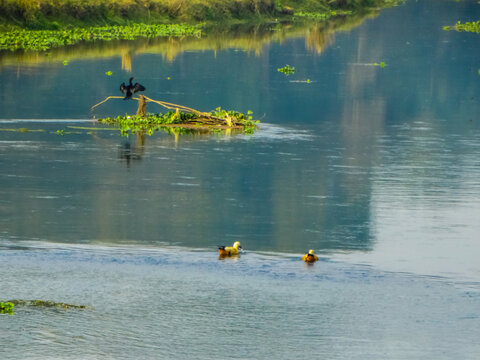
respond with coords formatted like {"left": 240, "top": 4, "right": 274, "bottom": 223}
{"left": 0, "top": 0, "right": 400, "bottom": 30}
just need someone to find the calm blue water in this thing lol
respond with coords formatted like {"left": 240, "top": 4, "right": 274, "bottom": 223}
{"left": 1, "top": 0, "right": 480, "bottom": 358}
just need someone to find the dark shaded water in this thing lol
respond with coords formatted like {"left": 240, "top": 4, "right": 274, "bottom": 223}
{"left": 1, "top": 0, "right": 480, "bottom": 358}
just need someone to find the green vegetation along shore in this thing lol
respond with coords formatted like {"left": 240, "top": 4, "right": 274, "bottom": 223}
{"left": 0, "top": 23, "right": 202, "bottom": 51}
{"left": 0, "top": 1, "right": 402, "bottom": 52}
{"left": 1, "top": 0, "right": 401, "bottom": 30}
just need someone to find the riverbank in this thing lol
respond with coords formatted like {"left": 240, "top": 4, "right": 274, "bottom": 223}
{"left": 0, "top": 0, "right": 400, "bottom": 30}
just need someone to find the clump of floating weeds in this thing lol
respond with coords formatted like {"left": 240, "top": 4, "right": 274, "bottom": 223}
{"left": 0, "top": 302, "right": 15, "bottom": 315}
{"left": 1, "top": 300, "right": 92, "bottom": 314}
{"left": 7, "top": 299, "right": 90, "bottom": 310}
{"left": 0, "top": 23, "right": 203, "bottom": 51}
{"left": 278, "top": 64, "right": 295, "bottom": 75}
{"left": 371, "top": 61, "right": 386, "bottom": 68}
{"left": 443, "top": 21, "right": 480, "bottom": 33}
{"left": 92, "top": 95, "right": 259, "bottom": 136}
{"left": 294, "top": 10, "right": 353, "bottom": 20}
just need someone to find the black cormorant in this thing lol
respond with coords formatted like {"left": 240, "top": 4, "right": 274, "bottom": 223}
{"left": 120, "top": 77, "right": 146, "bottom": 100}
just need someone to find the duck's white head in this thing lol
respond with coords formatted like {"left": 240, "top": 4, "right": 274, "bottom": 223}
{"left": 233, "top": 241, "right": 242, "bottom": 250}
{"left": 308, "top": 249, "right": 315, "bottom": 255}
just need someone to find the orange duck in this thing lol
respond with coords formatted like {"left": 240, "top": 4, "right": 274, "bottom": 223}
{"left": 218, "top": 241, "right": 242, "bottom": 257}
{"left": 302, "top": 249, "right": 319, "bottom": 263}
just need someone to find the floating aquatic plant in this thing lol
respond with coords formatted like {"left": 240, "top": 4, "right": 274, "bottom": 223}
{"left": 372, "top": 61, "right": 386, "bottom": 68}
{"left": 278, "top": 64, "right": 295, "bottom": 75}
{"left": 92, "top": 95, "right": 259, "bottom": 136}
{"left": 6, "top": 299, "right": 90, "bottom": 310}
{"left": 98, "top": 108, "right": 258, "bottom": 136}
{"left": 295, "top": 10, "right": 353, "bottom": 20}
{"left": 0, "top": 302, "right": 15, "bottom": 315}
{"left": 444, "top": 21, "right": 480, "bottom": 33}
{"left": 0, "top": 23, "right": 203, "bottom": 52}
{"left": 105, "top": 71, "right": 113, "bottom": 76}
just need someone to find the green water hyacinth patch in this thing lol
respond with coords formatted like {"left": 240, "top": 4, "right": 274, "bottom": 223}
{"left": 0, "top": 23, "right": 203, "bottom": 51}
{"left": 98, "top": 108, "right": 259, "bottom": 136}
{"left": 7, "top": 299, "right": 89, "bottom": 309}
{"left": 444, "top": 21, "right": 480, "bottom": 33}
{"left": 0, "top": 302, "right": 15, "bottom": 314}
{"left": 295, "top": 10, "right": 353, "bottom": 20}
{"left": 278, "top": 64, "right": 295, "bottom": 75}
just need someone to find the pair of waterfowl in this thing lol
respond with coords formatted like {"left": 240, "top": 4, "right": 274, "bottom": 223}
{"left": 218, "top": 242, "right": 319, "bottom": 263}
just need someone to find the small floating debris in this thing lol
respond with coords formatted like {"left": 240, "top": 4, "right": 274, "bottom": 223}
{"left": 371, "top": 61, "right": 386, "bottom": 68}
{"left": 0, "top": 128, "right": 45, "bottom": 133}
{"left": 2, "top": 300, "right": 92, "bottom": 314}
{"left": 278, "top": 64, "right": 295, "bottom": 75}
{"left": 289, "top": 79, "right": 311, "bottom": 83}
{"left": 6, "top": 299, "right": 91, "bottom": 311}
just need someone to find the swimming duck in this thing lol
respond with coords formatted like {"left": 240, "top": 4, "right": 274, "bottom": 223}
{"left": 218, "top": 241, "right": 242, "bottom": 257}
{"left": 120, "top": 77, "right": 146, "bottom": 100}
{"left": 302, "top": 249, "right": 319, "bottom": 263}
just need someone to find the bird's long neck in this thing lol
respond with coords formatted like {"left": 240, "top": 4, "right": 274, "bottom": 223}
{"left": 129, "top": 77, "right": 134, "bottom": 86}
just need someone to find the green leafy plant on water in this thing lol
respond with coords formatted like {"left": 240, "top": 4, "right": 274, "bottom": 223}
{"left": 278, "top": 64, "right": 295, "bottom": 75}
{"left": 9, "top": 299, "right": 89, "bottom": 309}
{"left": 0, "top": 23, "right": 203, "bottom": 52}
{"left": 372, "top": 61, "right": 386, "bottom": 68}
{"left": 0, "top": 302, "right": 15, "bottom": 315}
{"left": 1, "top": 300, "right": 91, "bottom": 313}
{"left": 295, "top": 10, "right": 353, "bottom": 20}
{"left": 98, "top": 108, "right": 259, "bottom": 136}
{"left": 443, "top": 21, "right": 480, "bottom": 33}
{"left": 105, "top": 71, "right": 113, "bottom": 76}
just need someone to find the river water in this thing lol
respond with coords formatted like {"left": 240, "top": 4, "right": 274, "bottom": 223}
{"left": 1, "top": 0, "right": 480, "bottom": 359}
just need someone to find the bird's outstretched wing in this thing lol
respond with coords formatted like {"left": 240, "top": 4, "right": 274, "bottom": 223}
{"left": 120, "top": 82, "right": 127, "bottom": 94}
{"left": 132, "top": 82, "right": 146, "bottom": 94}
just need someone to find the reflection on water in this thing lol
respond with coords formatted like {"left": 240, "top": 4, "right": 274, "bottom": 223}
{"left": 118, "top": 132, "right": 145, "bottom": 166}
{"left": 0, "top": 9, "right": 388, "bottom": 70}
